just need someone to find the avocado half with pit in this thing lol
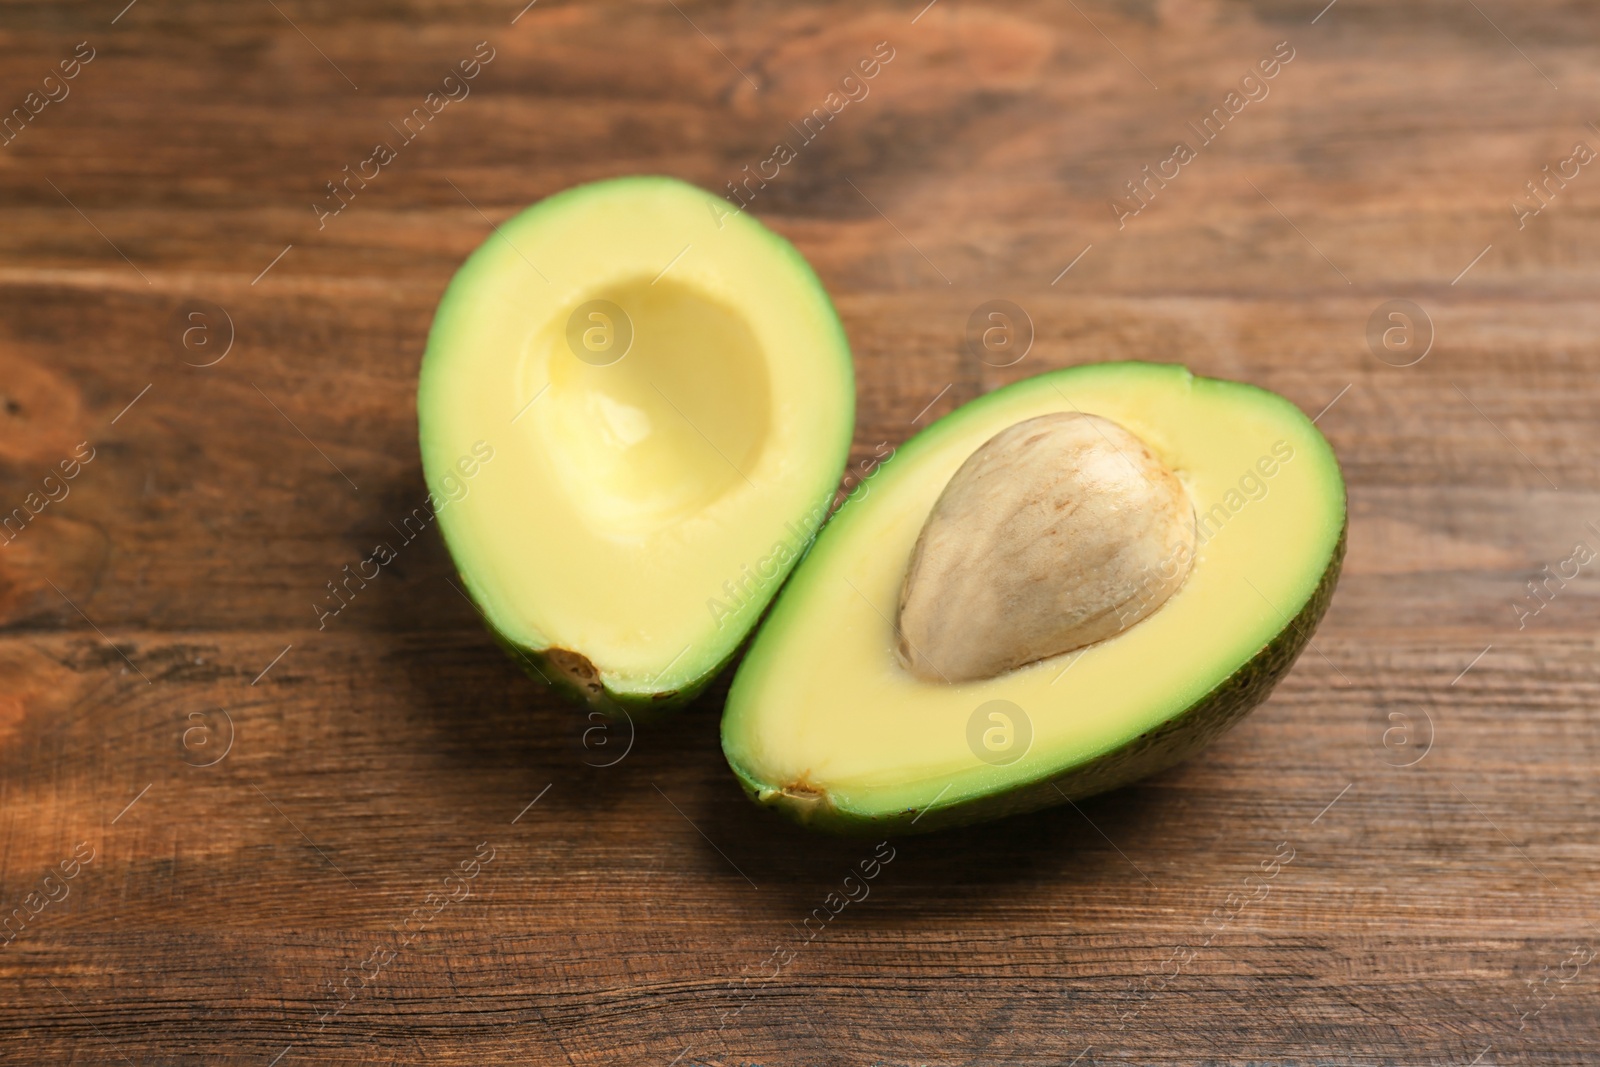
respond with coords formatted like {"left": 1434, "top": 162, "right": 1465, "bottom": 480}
{"left": 418, "top": 177, "right": 854, "bottom": 713}
{"left": 723, "top": 362, "right": 1345, "bottom": 834}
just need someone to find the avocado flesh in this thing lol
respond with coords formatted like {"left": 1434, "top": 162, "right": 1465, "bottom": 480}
{"left": 722, "top": 362, "right": 1345, "bottom": 833}
{"left": 418, "top": 177, "right": 855, "bottom": 713}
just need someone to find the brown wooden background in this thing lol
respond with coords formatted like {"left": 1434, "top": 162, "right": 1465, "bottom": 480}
{"left": 2, "top": 0, "right": 1599, "bottom": 1063}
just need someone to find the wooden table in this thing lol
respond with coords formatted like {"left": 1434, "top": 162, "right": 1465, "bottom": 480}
{"left": 2, "top": 1, "right": 1597, "bottom": 1063}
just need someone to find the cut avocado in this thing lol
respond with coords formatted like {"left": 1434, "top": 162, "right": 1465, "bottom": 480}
{"left": 723, "top": 362, "right": 1345, "bottom": 833}
{"left": 418, "top": 177, "right": 854, "bottom": 714}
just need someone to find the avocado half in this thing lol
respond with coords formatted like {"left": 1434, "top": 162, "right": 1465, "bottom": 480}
{"left": 418, "top": 177, "right": 855, "bottom": 714}
{"left": 722, "top": 362, "right": 1346, "bottom": 834}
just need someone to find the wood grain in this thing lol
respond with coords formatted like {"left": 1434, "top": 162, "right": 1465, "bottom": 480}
{"left": 3, "top": 0, "right": 1600, "bottom": 1063}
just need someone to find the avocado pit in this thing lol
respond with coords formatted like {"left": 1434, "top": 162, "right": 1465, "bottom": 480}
{"left": 895, "top": 411, "right": 1196, "bottom": 683}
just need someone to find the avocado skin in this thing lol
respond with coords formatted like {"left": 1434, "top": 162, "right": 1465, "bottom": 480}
{"left": 728, "top": 522, "right": 1346, "bottom": 836}
{"left": 487, "top": 626, "right": 732, "bottom": 720}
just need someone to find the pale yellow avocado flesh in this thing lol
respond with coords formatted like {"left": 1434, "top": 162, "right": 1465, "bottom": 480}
{"left": 418, "top": 177, "right": 854, "bottom": 706}
{"left": 723, "top": 363, "right": 1345, "bottom": 829}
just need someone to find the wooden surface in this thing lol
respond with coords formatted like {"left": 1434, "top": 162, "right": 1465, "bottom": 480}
{"left": 2, "top": 1, "right": 1599, "bottom": 1063}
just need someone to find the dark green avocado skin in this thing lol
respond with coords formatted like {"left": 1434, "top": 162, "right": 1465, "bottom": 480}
{"left": 483, "top": 626, "right": 726, "bottom": 721}
{"left": 729, "top": 522, "right": 1347, "bottom": 836}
